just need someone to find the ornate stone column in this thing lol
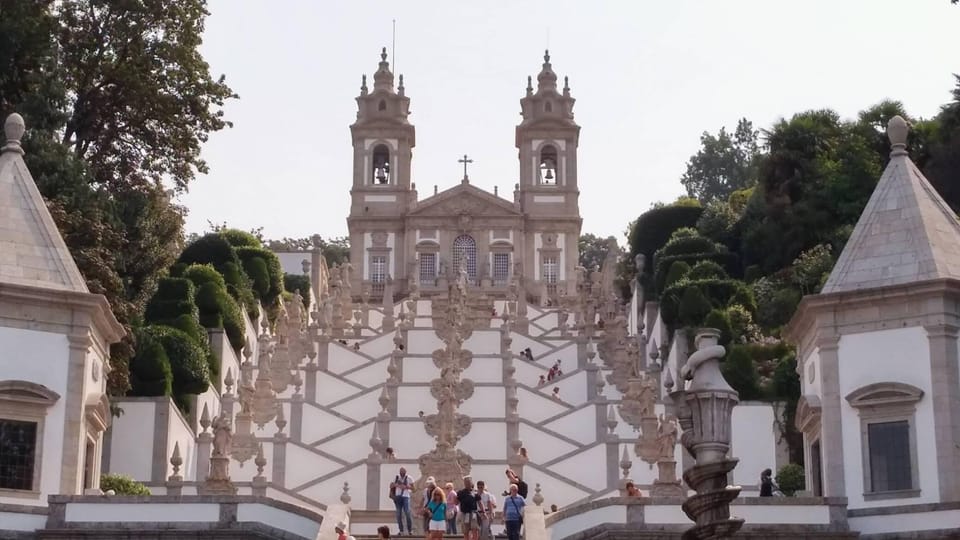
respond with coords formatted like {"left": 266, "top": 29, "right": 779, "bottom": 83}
{"left": 669, "top": 329, "right": 742, "bottom": 539}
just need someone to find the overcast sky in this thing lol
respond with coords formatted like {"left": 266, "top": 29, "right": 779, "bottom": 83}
{"left": 182, "top": 0, "right": 960, "bottom": 243}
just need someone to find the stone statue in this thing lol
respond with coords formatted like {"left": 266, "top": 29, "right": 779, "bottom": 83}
{"left": 211, "top": 412, "right": 232, "bottom": 458}
{"left": 656, "top": 414, "right": 678, "bottom": 461}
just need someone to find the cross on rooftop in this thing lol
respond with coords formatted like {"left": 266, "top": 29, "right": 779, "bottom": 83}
{"left": 458, "top": 154, "right": 473, "bottom": 182}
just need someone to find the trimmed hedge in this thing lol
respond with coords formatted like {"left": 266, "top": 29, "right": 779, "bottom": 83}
{"left": 129, "top": 329, "right": 173, "bottom": 397}
{"left": 284, "top": 274, "right": 312, "bottom": 310}
{"left": 219, "top": 229, "right": 262, "bottom": 249}
{"left": 704, "top": 309, "right": 733, "bottom": 346}
{"left": 236, "top": 246, "right": 284, "bottom": 303}
{"left": 195, "top": 281, "right": 245, "bottom": 351}
{"left": 628, "top": 204, "right": 704, "bottom": 277}
{"left": 143, "top": 325, "right": 210, "bottom": 405}
{"left": 776, "top": 464, "right": 805, "bottom": 496}
{"left": 664, "top": 261, "right": 691, "bottom": 289}
{"left": 100, "top": 473, "right": 151, "bottom": 496}
{"left": 689, "top": 260, "right": 728, "bottom": 280}
{"left": 660, "top": 277, "right": 755, "bottom": 329}
{"left": 144, "top": 278, "right": 197, "bottom": 323}
{"left": 722, "top": 345, "right": 762, "bottom": 400}
{"left": 183, "top": 263, "right": 227, "bottom": 289}
{"left": 655, "top": 251, "right": 737, "bottom": 293}
{"left": 177, "top": 234, "right": 259, "bottom": 320}
{"left": 678, "top": 286, "right": 712, "bottom": 328}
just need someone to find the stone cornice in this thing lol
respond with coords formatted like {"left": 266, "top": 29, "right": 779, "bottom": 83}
{"left": 785, "top": 278, "right": 960, "bottom": 348}
{"left": 0, "top": 282, "right": 125, "bottom": 347}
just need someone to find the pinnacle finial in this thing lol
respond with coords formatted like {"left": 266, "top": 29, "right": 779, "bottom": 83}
{"left": 563, "top": 76, "right": 570, "bottom": 93}
{"left": 887, "top": 115, "right": 909, "bottom": 156}
{"left": 3, "top": 113, "right": 25, "bottom": 155}
{"left": 544, "top": 49, "right": 550, "bottom": 63}
{"left": 381, "top": 47, "right": 388, "bottom": 62}
{"left": 526, "top": 76, "right": 533, "bottom": 96}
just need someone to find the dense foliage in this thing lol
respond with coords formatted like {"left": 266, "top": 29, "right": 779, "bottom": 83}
{"left": 100, "top": 473, "right": 151, "bottom": 496}
{"left": 0, "top": 0, "right": 234, "bottom": 396}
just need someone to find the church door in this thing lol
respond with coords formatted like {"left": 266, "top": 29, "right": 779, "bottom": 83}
{"left": 452, "top": 235, "right": 477, "bottom": 282}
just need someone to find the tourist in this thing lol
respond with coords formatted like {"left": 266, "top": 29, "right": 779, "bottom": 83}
{"left": 547, "top": 365, "right": 556, "bottom": 381}
{"left": 390, "top": 467, "right": 414, "bottom": 535}
{"left": 538, "top": 374, "right": 546, "bottom": 386}
{"left": 503, "top": 484, "right": 526, "bottom": 540}
{"left": 759, "top": 468, "right": 778, "bottom": 497}
{"left": 552, "top": 387, "right": 560, "bottom": 400}
{"left": 456, "top": 476, "right": 479, "bottom": 540}
{"left": 377, "top": 525, "right": 391, "bottom": 540}
{"left": 549, "top": 504, "right": 558, "bottom": 513}
{"left": 554, "top": 360, "right": 563, "bottom": 377}
{"left": 353, "top": 342, "right": 361, "bottom": 351}
{"left": 502, "top": 469, "right": 528, "bottom": 499}
{"left": 385, "top": 447, "right": 396, "bottom": 462}
{"left": 421, "top": 476, "right": 437, "bottom": 534}
{"left": 518, "top": 447, "right": 528, "bottom": 461}
{"left": 625, "top": 481, "right": 640, "bottom": 497}
{"left": 335, "top": 522, "right": 350, "bottom": 540}
{"left": 424, "top": 487, "right": 447, "bottom": 540}
{"left": 444, "top": 482, "right": 458, "bottom": 534}
{"left": 476, "top": 480, "right": 497, "bottom": 540}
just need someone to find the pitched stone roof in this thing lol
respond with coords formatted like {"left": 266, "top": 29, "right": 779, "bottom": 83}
{"left": 0, "top": 114, "right": 89, "bottom": 293}
{"left": 821, "top": 116, "right": 960, "bottom": 294}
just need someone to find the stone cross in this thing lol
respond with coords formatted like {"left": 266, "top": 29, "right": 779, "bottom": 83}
{"left": 458, "top": 154, "right": 473, "bottom": 181}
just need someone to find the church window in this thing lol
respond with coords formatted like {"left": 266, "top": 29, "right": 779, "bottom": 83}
{"left": 378, "top": 100, "right": 387, "bottom": 111}
{"left": 493, "top": 253, "right": 510, "bottom": 286}
{"left": 542, "top": 255, "right": 558, "bottom": 297}
{"left": 0, "top": 419, "right": 37, "bottom": 491}
{"left": 452, "top": 235, "right": 477, "bottom": 282}
{"left": 372, "top": 145, "right": 391, "bottom": 185}
{"left": 846, "top": 382, "right": 922, "bottom": 500}
{"left": 544, "top": 101, "right": 553, "bottom": 113}
{"left": 419, "top": 253, "right": 437, "bottom": 285}
{"left": 867, "top": 421, "right": 912, "bottom": 492}
{"left": 370, "top": 255, "right": 387, "bottom": 295}
{"left": 538, "top": 145, "right": 558, "bottom": 186}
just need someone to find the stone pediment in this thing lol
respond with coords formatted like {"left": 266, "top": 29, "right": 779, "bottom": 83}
{"left": 408, "top": 183, "right": 521, "bottom": 218}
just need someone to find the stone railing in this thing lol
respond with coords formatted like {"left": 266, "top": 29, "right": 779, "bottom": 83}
{"left": 545, "top": 496, "right": 853, "bottom": 540}
{"left": 39, "top": 495, "right": 324, "bottom": 539}
{"left": 0, "top": 502, "right": 48, "bottom": 537}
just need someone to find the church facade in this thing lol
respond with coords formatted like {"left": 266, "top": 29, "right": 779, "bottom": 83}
{"left": 347, "top": 49, "right": 582, "bottom": 300}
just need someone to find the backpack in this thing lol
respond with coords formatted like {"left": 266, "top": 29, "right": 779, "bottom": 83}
{"left": 517, "top": 480, "right": 528, "bottom": 499}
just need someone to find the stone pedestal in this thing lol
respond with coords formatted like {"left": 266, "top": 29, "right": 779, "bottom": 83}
{"left": 651, "top": 460, "right": 684, "bottom": 497}
{"left": 199, "top": 456, "right": 237, "bottom": 495}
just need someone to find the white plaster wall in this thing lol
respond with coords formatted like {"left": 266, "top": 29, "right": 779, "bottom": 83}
{"left": 104, "top": 400, "right": 155, "bottom": 481}
{"left": 327, "top": 345, "right": 368, "bottom": 375}
{"left": 729, "top": 403, "right": 778, "bottom": 487}
{"left": 312, "top": 372, "right": 362, "bottom": 408}
{"left": 837, "top": 327, "right": 939, "bottom": 509}
{"left": 458, "top": 421, "right": 507, "bottom": 460}
{"left": 530, "top": 312, "right": 559, "bottom": 330}
{"left": 803, "top": 347, "right": 822, "bottom": 398}
{"left": 342, "top": 358, "right": 390, "bottom": 388}
{"left": 521, "top": 467, "right": 590, "bottom": 509}
{"left": 546, "top": 443, "right": 608, "bottom": 491}
{"left": 385, "top": 420, "right": 436, "bottom": 459}
{"left": 518, "top": 423, "right": 578, "bottom": 462}
{"left": 517, "top": 387, "right": 568, "bottom": 422}
{"left": 0, "top": 510, "right": 46, "bottom": 531}
{"left": 334, "top": 389, "right": 382, "bottom": 423}
{"left": 358, "top": 333, "right": 395, "bottom": 361}
{"left": 547, "top": 502, "right": 624, "bottom": 540}
{"left": 536, "top": 371, "right": 587, "bottom": 404}
{"left": 515, "top": 358, "right": 548, "bottom": 387}
{"left": 402, "top": 357, "right": 439, "bottom": 383}
{"left": 848, "top": 509, "right": 960, "bottom": 536}
{"left": 0, "top": 327, "right": 67, "bottom": 504}
{"left": 284, "top": 443, "right": 343, "bottom": 488}
{"left": 543, "top": 405, "right": 597, "bottom": 445}
{"left": 301, "top": 403, "right": 354, "bottom": 444}
{"left": 64, "top": 502, "right": 219, "bottom": 522}
{"left": 509, "top": 334, "right": 554, "bottom": 363}
{"left": 462, "top": 357, "right": 503, "bottom": 384}
{"left": 299, "top": 463, "right": 366, "bottom": 505}
{"left": 274, "top": 251, "right": 311, "bottom": 276}
{"left": 461, "top": 387, "right": 505, "bottom": 418}
{"left": 166, "top": 403, "right": 198, "bottom": 481}
{"left": 463, "top": 330, "right": 500, "bottom": 356}
{"left": 644, "top": 504, "right": 688, "bottom": 524}
{"left": 237, "top": 503, "right": 321, "bottom": 539}
{"left": 397, "top": 386, "right": 439, "bottom": 418}
{"left": 407, "top": 330, "right": 444, "bottom": 355}
{"left": 734, "top": 503, "right": 830, "bottom": 524}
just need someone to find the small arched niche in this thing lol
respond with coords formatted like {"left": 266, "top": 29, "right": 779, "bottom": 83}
{"left": 371, "top": 144, "right": 391, "bottom": 185}
{"left": 538, "top": 144, "right": 558, "bottom": 185}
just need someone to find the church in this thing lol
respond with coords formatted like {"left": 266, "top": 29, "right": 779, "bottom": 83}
{"left": 347, "top": 49, "right": 581, "bottom": 301}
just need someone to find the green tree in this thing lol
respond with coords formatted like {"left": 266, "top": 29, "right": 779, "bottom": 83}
{"left": 265, "top": 236, "right": 352, "bottom": 267}
{"left": 681, "top": 118, "right": 759, "bottom": 203}
{"left": 578, "top": 233, "right": 619, "bottom": 271}
{"left": 0, "top": 0, "right": 234, "bottom": 396}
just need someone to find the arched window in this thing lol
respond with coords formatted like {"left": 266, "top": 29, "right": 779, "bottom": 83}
{"left": 378, "top": 100, "right": 387, "bottom": 111}
{"left": 372, "top": 144, "right": 391, "bottom": 185}
{"left": 538, "top": 145, "right": 558, "bottom": 185}
{"left": 452, "top": 235, "right": 477, "bottom": 282}
{"left": 544, "top": 101, "right": 553, "bottom": 113}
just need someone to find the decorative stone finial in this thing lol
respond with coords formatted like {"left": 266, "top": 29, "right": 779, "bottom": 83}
{"left": 340, "top": 481, "right": 352, "bottom": 504}
{"left": 544, "top": 49, "right": 550, "bottom": 63}
{"left": 398, "top": 74, "right": 405, "bottom": 96}
{"left": 526, "top": 76, "right": 533, "bottom": 96}
{"left": 663, "top": 367, "right": 674, "bottom": 391}
{"left": 361, "top": 74, "right": 368, "bottom": 95}
{"left": 3, "top": 113, "right": 25, "bottom": 154}
{"left": 620, "top": 445, "right": 632, "bottom": 479}
{"left": 224, "top": 368, "right": 235, "bottom": 393}
{"left": 381, "top": 47, "right": 388, "bottom": 62}
{"left": 532, "top": 483, "right": 544, "bottom": 506}
{"left": 275, "top": 404, "right": 287, "bottom": 434}
{"left": 255, "top": 443, "right": 267, "bottom": 476}
{"left": 887, "top": 115, "right": 909, "bottom": 156}
{"left": 170, "top": 442, "right": 183, "bottom": 478}
{"left": 200, "top": 403, "right": 212, "bottom": 432}
{"left": 563, "top": 76, "right": 570, "bottom": 96}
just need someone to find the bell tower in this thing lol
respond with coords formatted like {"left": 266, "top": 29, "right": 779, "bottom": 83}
{"left": 347, "top": 48, "right": 416, "bottom": 292}
{"left": 515, "top": 51, "right": 582, "bottom": 298}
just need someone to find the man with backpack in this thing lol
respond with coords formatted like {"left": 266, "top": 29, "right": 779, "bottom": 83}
{"left": 502, "top": 469, "right": 528, "bottom": 499}
{"left": 390, "top": 467, "right": 414, "bottom": 535}
{"left": 503, "top": 484, "right": 526, "bottom": 540}
{"left": 454, "top": 476, "right": 479, "bottom": 540}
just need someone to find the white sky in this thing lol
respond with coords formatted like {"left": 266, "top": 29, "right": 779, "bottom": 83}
{"left": 183, "top": 0, "right": 960, "bottom": 243}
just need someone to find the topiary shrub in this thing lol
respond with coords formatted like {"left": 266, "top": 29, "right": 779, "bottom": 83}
{"left": 183, "top": 263, "right": 227, "bottom": 289}
{"left": 128, "top": 329, "right": 173, "bottom": 397}
{"left": 177, "top": 234, "right": 259, "bottom": 320}
{"left": 703, "top": 309, "right": 733, "bottom": 346}
{"left": 236, "top": 247, "right": 283, "bottom": 299}
{"left": 219, "top": 228, "right": 262, "bottom": 249}
{"left": 726, "top": 304, "right": 760, "bottom": 343}
{"left": 144, "top": 278, "right": 197, "bottom": 324}
{"left": 627, "top": 204, "right": 704, "bottom": 286}
{"left": 195, "top": 281, "right": 245, "bottom": 351}
{"left": 664, "top": 261, "right": 691, "bottom": 288}
{"left": 678, "top": 286, "right": 712, "bottom": 328}
{"left": 689, "top": 260, "right": 728, "bottom": 281}
{"left": 722, "top": 345, "right": 762, "bottom": 401}
{"left": 284, "top": 274, "right": 311, "bottom": 310}
{"left": 100, "top": 473, "right": 151, "bottom": 495}
{"left": 142, "top": 325, "right": 210, "bottom": 407}
{"left": 776, "top": 463, "right": 805, "bottom": 496}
